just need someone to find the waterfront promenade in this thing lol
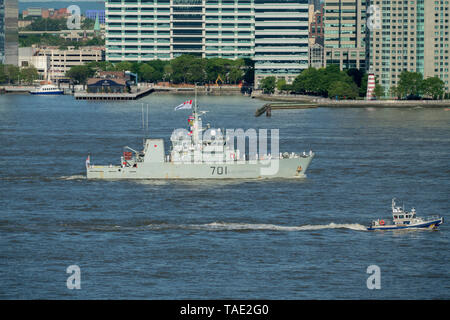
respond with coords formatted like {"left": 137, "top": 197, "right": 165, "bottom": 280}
{"left": 252, "top": 92, "right": 450, "bottom": 108}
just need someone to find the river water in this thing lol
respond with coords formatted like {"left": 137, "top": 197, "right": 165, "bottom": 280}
{"left": 0, "top": 94, "right": 449, "bottom": 299}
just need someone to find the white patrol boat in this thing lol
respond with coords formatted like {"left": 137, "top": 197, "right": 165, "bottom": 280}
{"left": 367, "top": 199, "right": 444, "bottom": 231}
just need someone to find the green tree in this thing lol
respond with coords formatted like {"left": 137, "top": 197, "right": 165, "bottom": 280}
{"left": 276, "top": 78, "right": 292, "bottom": 93}
{"left": 276, "top": 78, "right": 287, "bottom": 92}
{"left": 346, "top": 68, "right": 366, "bottom": 87}
{"left": 19, "top": 66, "right": 39, "bottom": 84}
{"left": 422, "top": 76, "right": 445, "bottom": 99}
{"left": 358, "top": 73, "right": 368, "bottom": 97}
{"left": 163, "top": 64, "right": 173, "bottom": 82}
{"left": 373, "top": 84, "right": 384, "bottom": 99}
{"left": 260, "top": 76, "right": 276, "bottom": 94}
{"left": 1, "top": 64, "right": 20, "bottom": 84}
{"left": 25, "top": 17, "right": 66, "bottom": 31}
{"left": 84, "top": 37, "right": 105, "bottom": 46}
{"left": 227, "top": 59, "right": 244, "bottom": 84}
{"left": 169, "top": 55, "right": 192, "bottom": 83}
{"left": 139, "top": 63, "right": 156, "bottom": 82}
{"left": 114, "top": 61, "right": 134, "bottom": 72}
{"left": 82, "top": 18, "right": 95, "bottom": 30}
{"left": 87, "top": 61, "right": 115, "bottom": 72}
{"left": 66, "top": 65, "right": 95, "bottom": 86}
{"left": 328, "top": 81, "right": 358, "bottom": 99}
{"left": 19, "top": 33, "right": 105, "bottom": 49}
{"left": 291, "top": 67, "right": 323, "bottom": 94}
{"left": 242, "top": 58, "right": 255, "bottom": 85}
{"left": 397, "top": 71, "right": 423, "bottom": 98}
{"left": 321, "top": 65, "right": 354, "bottom": 96}
{"left": 186, "top": 58, "right": 206, "bottom": 84}
{"left": 146, "top": 59, "right": 168, "bottom": 82}
{"left": 291, "top": 65, "right": 356, "bottom": 97}
{"left": 229, "top": 64, "right": 244, "bottom": 84}
{"left": 205, "top": 58, "right": 228, "bottom": 83}
{"left": 0, "top": 66, "right": 6, "bottom": 84}
{"left": 168, "top": 55, "right": 206, "bottom": 84}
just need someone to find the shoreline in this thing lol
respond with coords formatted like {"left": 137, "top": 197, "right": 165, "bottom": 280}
{"left": 251, "top": 93, "right": 450, "bottom": 108}
{"left": 2, "top": 85, "right": 450, "bottom": 108}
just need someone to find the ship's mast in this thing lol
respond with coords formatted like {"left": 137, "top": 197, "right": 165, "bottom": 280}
{"left": 142, "top": 103, "right": 145, "bottom": 147}
{"left": 192, "top": 84, "right": 199, "bottom": 145}
{"left": 141, "top": 103, "right": 149, "bottom": 148}
{"left": 194, "top": 84, "right": 198, "bottom": 118}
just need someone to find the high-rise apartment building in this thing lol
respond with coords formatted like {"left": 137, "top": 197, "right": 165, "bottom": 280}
{"left": 322, "top": 0, "right": 366, "bottom": 70}
{"left": 366, "top": 0, "right": 449, "bottom": 94}
{"left": 0, "top": 0, "right": 18, "bottom": 66}
{"left": 105, "top": 0, "right": 309, "bottom": 85}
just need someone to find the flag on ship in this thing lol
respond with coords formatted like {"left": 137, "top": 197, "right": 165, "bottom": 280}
{"left": 174, "top": 100, "right": 193, "bottom": 110}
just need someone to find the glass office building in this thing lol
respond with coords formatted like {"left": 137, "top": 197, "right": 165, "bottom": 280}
{"left": 253, "top": 0, "right": 309, "bottom": 85}
{"left": 105, "top": 0, "right": 309, "bottom": 84}
{"left": 85, "top": 10, "right": 106, "bottom": 25}
{"left": 0, "top": 0, "right": 18, "bottom": 65}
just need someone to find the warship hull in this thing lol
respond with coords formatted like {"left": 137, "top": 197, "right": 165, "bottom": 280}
{"left": 86, "top": 156, "right": 314, "bottom": 180}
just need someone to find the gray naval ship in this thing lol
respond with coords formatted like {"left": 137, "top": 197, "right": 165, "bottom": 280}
{"left": 86, "top": 98, "right": 314, "bottom": 180}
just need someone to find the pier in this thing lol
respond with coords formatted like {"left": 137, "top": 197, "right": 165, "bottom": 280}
{"left": 255, "top": 102, "right": 318, "bottom": 117}
{"left": 0, "top": 86, "right": 35, "bottom": 94}
{"left": 74, "top": 87, "right": 154, "bottom": 101}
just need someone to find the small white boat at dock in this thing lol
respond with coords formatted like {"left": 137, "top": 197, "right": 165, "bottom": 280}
{"left": 29, "top": 84, "right": 64, "bottom": 95}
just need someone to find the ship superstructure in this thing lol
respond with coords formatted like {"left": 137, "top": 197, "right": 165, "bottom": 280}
{"left": 86, "top": 96, "right": 314, "bottom": 179}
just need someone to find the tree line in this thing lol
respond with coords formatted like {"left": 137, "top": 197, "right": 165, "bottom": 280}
{"left": 19, "top": 33, "right": 104, "bottom": 49}
{"left": 389, "top": 71, "right": 447, "bottom": 100}
{"left": 260, "top": 65, "right": 370, "bottom": 99}
{"left": 260, "top": 66, "right": 447, "bottom": 100}
{"left": 66, "top": 55, "right": 254, "bottom": 86}
{"left": 0, "top": 64, "right": 39, "bottom": 85}
{"left": 3, "top": 57, "right": 447, "bottom": 100}
{"left": 21, "top": 17, "right": 94, "bottom": 32}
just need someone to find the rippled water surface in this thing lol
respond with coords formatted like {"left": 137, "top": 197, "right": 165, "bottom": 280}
{"left": 0, "top": 94, "right": 449, "bottom": 299}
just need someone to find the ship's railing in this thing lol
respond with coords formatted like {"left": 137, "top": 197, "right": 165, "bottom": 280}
{"left": 422, "top": 215, "right": 441, "bottom": 222}
{"left": 371, "top": 219, "right": 393, "bottom": 225}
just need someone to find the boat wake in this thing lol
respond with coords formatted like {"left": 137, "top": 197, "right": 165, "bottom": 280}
{"left": 147, "top": 222, "right": 368, "bottom": 232}
{"left": 0, "top": 174, "right": 86, "bottom": 181}
{"left": 58, "top": 175, "right": 86, "bottom": 181}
